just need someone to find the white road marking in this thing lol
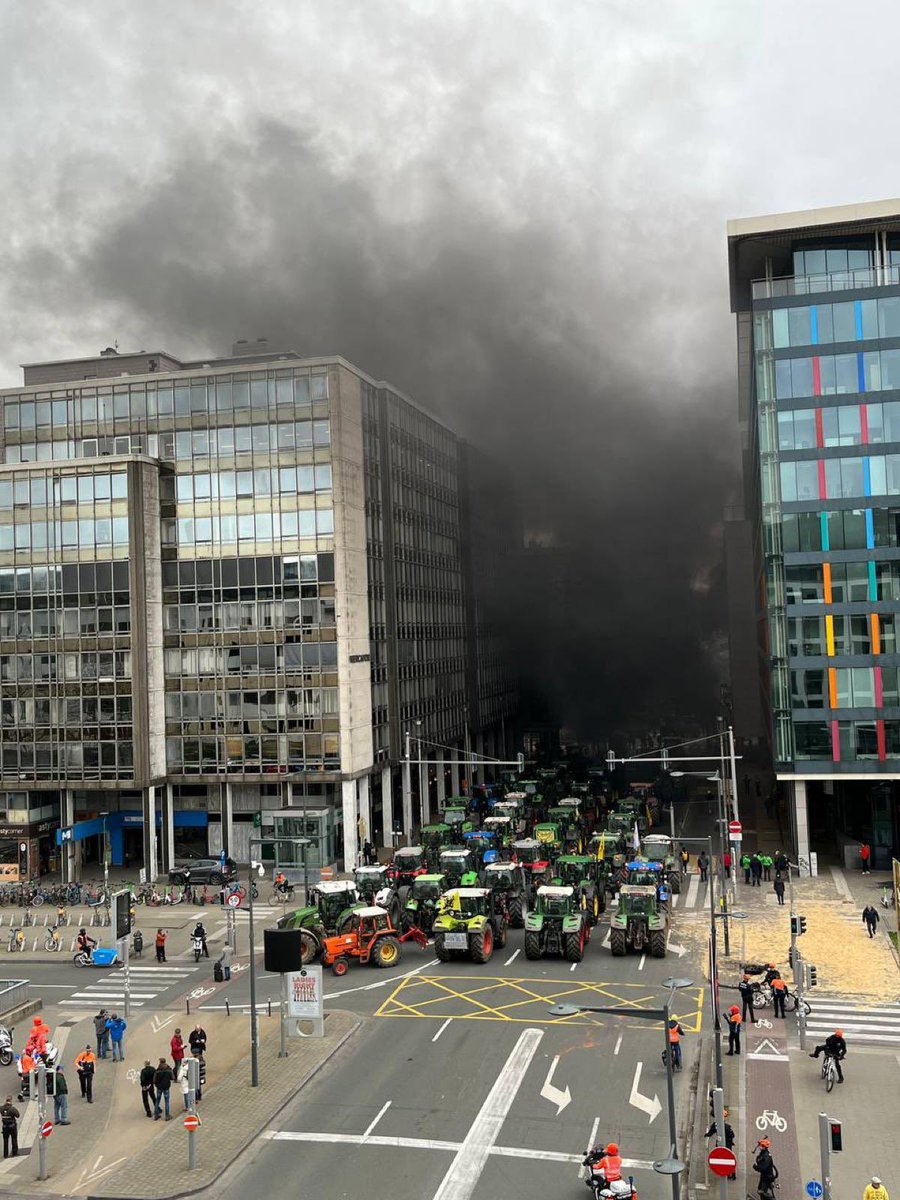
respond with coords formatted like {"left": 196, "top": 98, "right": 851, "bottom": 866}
{"left": 670, "top": 892, "right": 679, "bottom": 908}
{"left": 614, "top": 1033, "right": 623, "bottom": 1056}
{"left": 432, "top": 1019, "right": 453, "bottom": 1042}
{"left": 601, "top": 931, "right": 611, "bottom": 949}
{"left": 327, "top": 958, "right": 439, "bottom": 1000}
{"left": 432, "top": 1027, "right": 543, "bottom": 1200}
{"left": 363, "top": 1100, "right": 392, "bottom": 1139}
{"left": 628, "top": 1061, "right": 661, "bottom": 1123}
{"left": 570, "top": 962, "right": 578, "bottom": 972}
{"left": 582, "top": 1116, "right": 600, "bottom": 1176}
{"left": 260, "top": 1131, "right": 656, "bottom": 1171}
{"left": 637, "top": 954, "right": 646, "bottom": 971}
{"left": 504, "top": 949, "right": 520, "bottom": 967}
{"left": 539, "top": 1055, "right": 571, "bottom": 1114}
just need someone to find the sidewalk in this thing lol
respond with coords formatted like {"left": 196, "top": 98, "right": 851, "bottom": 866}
{"left": 0, "top": 1004, "right": 360, "bottom": 1198}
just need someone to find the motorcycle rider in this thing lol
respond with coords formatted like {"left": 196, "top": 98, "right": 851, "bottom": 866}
{"left": 76, "top": 929, "right": 96, "bottom": 958}
{"left": 753, "top": 1139, "right": 779, "bottom": 1198}
{"left": 583, "top": 1142, "right": 624, "bottom": 1185}
{"left": 191, "top": 921, "right": 209, "bottom": 958}
{"left": 810, "top": 1029, "right": 847, "bottom": 1082}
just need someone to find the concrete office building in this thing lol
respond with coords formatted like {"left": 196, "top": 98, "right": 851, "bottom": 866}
{"left": 728, "top": 200, "right": 900, "bottom": 867}
{"left": 0, "top": 344, "right": 517, "bottom": 879}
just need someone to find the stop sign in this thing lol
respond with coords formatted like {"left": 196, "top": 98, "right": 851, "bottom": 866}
{"left": 728, "top": 820, "right": 742, "bottom": 836}
{"left": 40, "top": 1121, "right": 53, "bottom": 1139}
{"left": 708, "top": 1147, "right": 736, "bottom": 1177}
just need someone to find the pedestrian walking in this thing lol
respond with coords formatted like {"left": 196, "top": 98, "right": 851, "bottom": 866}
{"left": 106, "top": 1013, "right": 126, "bottom": 1061}
{"left": 724, "top": 1006, "right": 742, "bottom": 1055}
{"left": 751, "top": 854, "right": 763, "bottom": 887}
{"left": 188, "top": 1024, "right": 207, "bottom": 1059}
{"left": 761, "top": 853, "right": 773, "bottom": 881}
{"left": 171, "top": 1028, "right": 185, "bottom": 1072}
{"left": 1, "top": 1098, "right": 19, "bottom": 1158}
{"left": 774, "top": 850, "right": 788, "bottom": 874}
{"left": 860, "top": 842, "right": 872, "bottom": 874}
{"left": 862, "top": 905, "right": 880, "bottom": 938}
{"left": 153, "top": 1058, "right": 173, "bottom": 1121}
{"left": 697, "top": 852, "right": 709, "bottom": 883}
{"left": 74, "top": 1046, "right": 95, "bottom": 1102}
{"left": 139, "top": 1060, "right": 156, "bottom": 1118}
{"left": 741, "top": 852, "right": 752, "bottom": 884}
{"left": 723, "top": 850, "right": 732, "bottom": 879}
{"left": 739, "top": 973, "right": 757, "bottom": 1024}
{"left": 218, "top": 942, "right": 232, "bottom": 981}
{"left": 772, "top": 975, "right": 787, "bottom": 1018}
{"left": 754, "top": 1140, "right": 779, "bottom": 1196}
{"left": 52, "top": 1065, "right": 70, "bottom": 1125}
{"left": 773, "top": 874, "right": 786, "bottom": 905}
{"left": 679, "top": 847, "right": 690, "bottom": 873}
{"left": 155, "top": 928, "right": 167, "bottom": 963}
{"left": 362, "top": 840, "right": 376, "bottom": 866}
{"left": 863, "top": 1177, "right": 889, "bottom": 1200}
{"left": 93, "top": 1008, "right": 109, "bottom": 1059}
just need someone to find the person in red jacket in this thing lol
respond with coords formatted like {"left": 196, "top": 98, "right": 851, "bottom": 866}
{"left": 170, "top": 1028, "right": 185, "bottom": 1072}
{"left": 722, "top": 851, "right": 732, "bottom": 879}
{"left": 860, "top": 843, "right": 871, "bottom": 875}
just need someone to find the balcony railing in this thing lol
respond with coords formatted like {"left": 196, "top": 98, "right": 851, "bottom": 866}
{"left": 753, "top": 265, "right": 900, "bottom": 300}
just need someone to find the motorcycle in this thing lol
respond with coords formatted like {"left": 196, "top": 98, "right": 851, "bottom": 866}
{"left": 191, "top": 934, "right": 205, "bottom": 963}
{"left": 0, "top": 1024, "right": 13, "bottom": 1068}
{"left": 582, "top": 1151, "right": 639, "bottom": 1200}
{"left": 73, "top": 944, "right": 120, "bottom": 968}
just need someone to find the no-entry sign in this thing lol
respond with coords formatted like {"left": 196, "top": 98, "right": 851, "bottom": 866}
{"left": 728, "top": 820, "right": 742, "bottom": 836}
{"left": 40, "top": 1121, "right": 52, "bottom": 1139}
{"left": 183, "top": 1113, "right": 200, "bottom": 1131}
{"left": 708, "top": 1147, "right": 736, "bottom": 1177}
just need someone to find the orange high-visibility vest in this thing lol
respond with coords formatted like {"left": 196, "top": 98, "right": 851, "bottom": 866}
{"left": 598, "top": 1156, "right": 623, "bottom": 1182}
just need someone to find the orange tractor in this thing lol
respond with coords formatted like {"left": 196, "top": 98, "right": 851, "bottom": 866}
{"left": 320, "top": 905, "right": 427, "bottom": 976}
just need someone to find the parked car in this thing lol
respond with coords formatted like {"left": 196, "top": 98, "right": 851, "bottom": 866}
{"left": 168, "top": 854, "right": 237, "bottom": 886}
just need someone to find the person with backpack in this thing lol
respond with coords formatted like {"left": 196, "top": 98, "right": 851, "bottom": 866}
{"left": 216, "top": 942, "right": 232, "bottom": 982}
{"left": 697, "top": 851, "right": 709, "bottom": 882}
{"left": 1, "top": 1098, "right": 19, "bottom": 1158}
{"left": 153, "top": 1058, "right": 173, "bottom": 1120}
{"left": 139, "top": 1060, "right": 156, "bottom": 1118}
{"left": 753, "top": 1139, "right": 779, "bottom": 1197}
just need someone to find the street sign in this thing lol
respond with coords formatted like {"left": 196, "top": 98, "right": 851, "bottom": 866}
{"left": 728, "top": 820, "right": 742, "bottom": 835}
{"left": 806, "top": 1182, "right": 824, "bottom": 1198}
{"left": 40, "top": 1121, "right": 52, "bottom": 1139}
{"left": 183, "top": 1113, "right": 200, "bottom": 1131}
{"left": 226, "top": 892, "right": 242, "bottom": 908}
{"left": 708, "top": 1147, "right": 736, "bottom": 1177}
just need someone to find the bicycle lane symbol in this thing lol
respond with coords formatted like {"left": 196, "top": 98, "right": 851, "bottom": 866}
{"left": 745, "top": 1029, "right": 801, "bottom": 1196}
{"left": 755, "top": 1110, "right": 788, "bottom": 1133}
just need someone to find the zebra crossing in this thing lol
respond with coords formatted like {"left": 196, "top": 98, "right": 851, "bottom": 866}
{"left": 805, "top": 995, "right": 900, "bottom": 1046}
{"left": 59, "top": 963, "right": 202, "bottom": 1009}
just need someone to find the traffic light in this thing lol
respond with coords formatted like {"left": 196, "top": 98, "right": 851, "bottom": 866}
{"left": 110, "top": 889, "right": 132, "bottom": 941}
{"left": 804, "top": 962, "right": 818, "bottom": 989}
{"left": 788, "top": 945, "right": 795, "bottom": 968}
{"left": 830, "top": 1120, "right": 842, "bottom": 1152}
{"left": 17, "top": 841, "right": 28, "bottom": 879}
{"left": 790, "top": 914, "right": 807, "bottom": 935}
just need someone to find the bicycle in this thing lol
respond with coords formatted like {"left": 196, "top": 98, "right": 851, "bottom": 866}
{"left": 821, "top": 1053, "right": 839, "bottom": 1092}
{"left": 7, "top": 929, "right": 24, "bottom": 953}
{"left": 43, "top": 927, "right": 62, "bottom": 953}
{"left": 660, "top": 1046, "right": 683, "bottom": 1072}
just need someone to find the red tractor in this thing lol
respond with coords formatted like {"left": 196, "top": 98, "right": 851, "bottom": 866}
{"left": 320, "top": 906, "right": 427, "bottom": 976}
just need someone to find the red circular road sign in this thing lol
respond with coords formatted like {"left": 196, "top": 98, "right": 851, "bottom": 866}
{"left": 728, "top": 820, "right": 742, "bottom": 835}
{"left": 40, "top": 1121, "right": 53, "bottom": 1139}
{"left": 708, "top": 1147, "right": 737, "bottom": 1177}
{"left": 226, "top": 892, "right": 242, "bottom": 908}
{"left": 183, "top": 1113, "right": 200, "bottom": 1131}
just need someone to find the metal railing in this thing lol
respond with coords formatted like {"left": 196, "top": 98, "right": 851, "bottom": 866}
{"left": 753, "top": 265, "right": 900, "bottom": 299}
{"left": 0, "top": 979, "right": 29, "bottom": 1016}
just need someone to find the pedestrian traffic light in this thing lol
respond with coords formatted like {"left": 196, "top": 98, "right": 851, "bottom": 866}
{"left": 110, "top": 888, "right": 132, "bottom": 941}
{"left": 829, "top": 1120, "right": 842, "bottom": 1152}
{"left": 790, "top": 914, "right": 807, "bottom": 935}
{"left": 804, "top": 962, "right": 818, "bottom": 989}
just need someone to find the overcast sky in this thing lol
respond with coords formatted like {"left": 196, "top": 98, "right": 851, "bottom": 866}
{"left": 1, "top": 1, "right": 894, "bottom": 734}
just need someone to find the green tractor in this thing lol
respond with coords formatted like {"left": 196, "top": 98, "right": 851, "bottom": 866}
{"left": 439, "top": 847, "right": 479, "bottom": 888}
{"left": 353, "top": 864, "right": 403, "bottom": 928}
{"left": 441, "top": 799, "right": 474, "bottom": 845}
{"left": 640, "top": 834, "right": 681, "bottom": 893}
{"left": 548, "top": 805, "right": 582, "bottom": 852}
{"left": 549, "top": 855, "right": 606, "bottom": 922}
{"left": 524, "top": 885, "right": 592, "bottom": 962}
{"left": 609, "top": 883, "right": 669, "bottom": 958}
{"left": 421, "top": 823, "right": 452, "bottom": 868}
{"left": 482, "top": 814, "right": 514, "bottom": 850}
{"left": 433, "top": 887, "right": 508, "bottom": 963}
{"left": 276, "top": 879, "right": 364, "bottom": 963}
{"left": 402, "top": 873, "right": 448, "bottom": 935}
{"left": 533, "top": 821, "right": 563, "bottom": 859}
{"left": 481, "top": 860, "right": 527, "bottom": 927}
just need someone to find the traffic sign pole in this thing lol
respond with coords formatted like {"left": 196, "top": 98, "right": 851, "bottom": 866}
{"left": 711, "top": 1086, "right": 730, "bottom": 1200}
{"left": 818, "top": 1113, "right": 832, "bottom": 1200}
{"left": 184, "top": 1110, "right": 200, "bottom": 1168}
{"left": 36, "top": 1063, "right": 47, "bottom": 1181}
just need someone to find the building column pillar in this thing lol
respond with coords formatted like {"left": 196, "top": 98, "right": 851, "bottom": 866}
{"left": 63, "top": 789, "right": 76, "bottom": 884}
{"left": 358, "top": 775, "right": 372, "bottom": 851}
{"left": 402, "top": 749, "right": 414, "bottom": 843}
{"left": 342, "top": 779, "right": 358, "bottom": 871}
{"left": 450, "top": 747, "right": 461, "bottom": 798}
{"left": 162, "top": 783, "right": 175, "bottom": 876}
{"left": 475, "top": 732, "right": 485, "bottom": 784}
{"left": 791, "top": 780, "right": 811, "bottom": 869}
{"left": 381, "top": 766, "right": 394, "bottom": 851}
{"left": 142, "top": 786, "right": 158, "bottom": 885}
{"left": 222, "top": 782, "right": 234, "bottom": 857}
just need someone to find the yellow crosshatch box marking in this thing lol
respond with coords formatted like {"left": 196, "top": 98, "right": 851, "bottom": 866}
{"left": 375, "top": 975, "right": 704, "bottom": 1029}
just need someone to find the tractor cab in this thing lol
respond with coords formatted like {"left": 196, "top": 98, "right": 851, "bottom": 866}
{"left": 421, "top": 823, "right": 452, "bottom": 863}
{"left": 482, "top": 815, "right": 513, "bottom": 846}
{"left": 311, "top": 880, "right": 361, "bottom": 927}
{"left": 624, "top": 858, "right": 665, "bottom": 891}
{"left": 320, "top": 905, "right": 403, "bottom": 975}
{"left": 441, "top": 802, "right": 474, "bottom": 843}
{"left": 617, "top": 883, "right": 656, "bottom": 918}
{"left": 519, "top": 779, "right": 541, "bottom": 796}
{"left": 404, "top": 873, "right": 447, "bottom": 935}
{"left": 439, "top": 847, "right": 478, "bottom": 888}
{"left": 550, "top": 855, "right": 606, "bottom": 920}
{"left": 535, "top": 884, "right": 574, "bottom": 917}
{"left": 482, "top": 861, "right": 516, "bottom": 890}
{"left": 642, "top": 833, "right": 675, "bottom": 865}
{"left": 390, "top": 846, "right": 427, "bottom": 888}
{"left": 439, "top": 886, "right": 492, "bottom": 921}
{"left": 353, "top": 864, "right": 392, "bottom": 900}
{"left": 511, "top": 838, "right": 550, "bottom": 868}
{"left": 495, "top": 796, "right": 523, "bottom": 822}
{"left": 533, "top": 821, "right": 562, "bottom": 856}
{"left": 463, "top": 830, "right": 500, "bottom": 867}
{"left": 609, "top": 882, "right": 668, "bottom": 957}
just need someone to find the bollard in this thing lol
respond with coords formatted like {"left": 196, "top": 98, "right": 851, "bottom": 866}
{"left": 186, "top": 998, "right": 191, "bottom": 1016}
{"left": 225, "top": 999, "right": 230, "bottom": 1017}
{"left": 267, "top": 999, "right": 271, "bottom": 1018}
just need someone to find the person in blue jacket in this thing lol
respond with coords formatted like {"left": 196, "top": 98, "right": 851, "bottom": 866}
{"left": 105, "top": 1013, "right": 127, "bottom": 1062}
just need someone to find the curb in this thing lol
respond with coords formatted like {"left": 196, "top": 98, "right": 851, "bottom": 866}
{"left": 685, "top": 1033, "right": 711, "bottom": 1198}
{"left": 87, "top": 1011, "right": 363, "bottom": 1200}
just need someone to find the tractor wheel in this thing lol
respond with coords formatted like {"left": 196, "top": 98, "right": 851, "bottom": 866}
{"left": 508, "top": 895, "right": 525, "bottom": 928}
{"left": 299, "top": 930, "right": 319, "bottom": 965}
{"left": 610, "top": 928, "right": 627, "bottom": 957}
{"left": 669, "top": 874, "right": 682, "bottom": 895}
{"left": 524, "top": 930, "right": 542, "bottom": 960}
{"left": 470, "top": 924, "right": 494, "bottom": 963}
{"left": 332, "top": 957, "right": 350, "bottom": 977}
{"left": 373, "top": 937, "right": 402, "bottom": 968}
{"left": 650, "top": 930, "right": 667, "bottom": 958}
{"left": 495, "top": 920, "right": 508, "bottom": 949}
{"left": 565, "top": 931, "right": 584, "bottom": 963}
{"left": 434, "top": 933, "right": 451, "bottom": 962}
{"left": 388, "top": 897, "right": 402, "bottom": 929}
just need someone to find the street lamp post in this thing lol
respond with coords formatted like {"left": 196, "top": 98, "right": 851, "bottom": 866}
{"left": 549, "top": 978, "right": 693, "bottom": 1200}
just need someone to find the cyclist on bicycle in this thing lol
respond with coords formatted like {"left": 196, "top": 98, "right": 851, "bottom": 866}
{"left": 76, "top": 929, "right": 96, "bottom": 957}
{"left": 763, "top": 962, "right": 781, "bottom": 986}
{"left": 274, "top": 872, "right": 293, "bottom": 897}
{"left": 667, "top": 1018, "right": 684, "bottom": 1070}
{"left": 753, "top": 1139, "right": 779, "bottom": 1198}
{"left": 810, "top": 1029, "right": 846, "bottom": 1082}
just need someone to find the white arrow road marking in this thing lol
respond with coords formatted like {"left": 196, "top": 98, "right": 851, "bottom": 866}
{"left": 628, "top": 1061, "right": 662, "bottom": 1124}
{"left": 432, "top": 1026, "right": 543, "bottom": 1200}
{"left": 668, "top": 941, "right": 687, "bottom": 957}
{"left": 602, "top": 930, "right": 611, "bottom": 948}
{"left": 504, "top": 949, "right": 520, "bottom": 967}
{"left": 747, "top": 1038, "right": 789, "bottom": 1061}
{"left": 77, "top": 1154, "right": 128, "bottom": 1188}
{"left": 637, "top": 954, "right": 646, "bottom": 971}
{"left": 539, "top": 1054, "right": 572, "bottom": 1115}
{"left": 151, "top": 1013, "right": 176, "bottom": 1033}
{"left": 614, "top": 1033, "right": 623, "bottom": 1056}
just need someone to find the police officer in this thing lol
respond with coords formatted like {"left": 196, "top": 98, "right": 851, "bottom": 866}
{"left": 739, "top": 973, "right": 757, "bottom": 1024}
{"left": 771, "top": 973, "right": 787, "bottom": 1019}
{"left": 724, "top": 1006, "right": 742, "bottom": 1055}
